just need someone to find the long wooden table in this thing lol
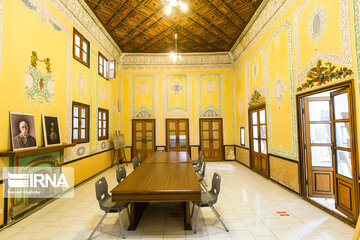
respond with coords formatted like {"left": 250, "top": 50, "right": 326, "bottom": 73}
{"left": 111, "top": 152, "right": 201, "bottom": 230}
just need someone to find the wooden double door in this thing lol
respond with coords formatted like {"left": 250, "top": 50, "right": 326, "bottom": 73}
{"left": 132, "top": 119, "right": 155, "bottom": 159}
{"left": 166, "top": 119, "right": 189, "bottom": 152}
{"left": 249, "top": 107, "right": 269, "bottom": 177}
{"left": 301, "top": 86, "right": 358, "bottom": 221}
{"left": 199, "top": 118, "right": 223, "bottom": 161}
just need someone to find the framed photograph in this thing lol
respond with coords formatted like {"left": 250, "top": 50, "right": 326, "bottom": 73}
{"left": 42, "top": 115, "right": 61, "bottom": 146}
{"left": 10, "top": 112, "right": 37, "bottom": 150}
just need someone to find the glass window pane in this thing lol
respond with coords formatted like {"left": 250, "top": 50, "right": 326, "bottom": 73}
{"left": 212, "top": 121, "right": 219, "bottom": 130}
{"left": 260, "top": 125, "right": 266, "bottom": 139}
{"left": 213, "top": 140, "right": 219, "bottom": 149}
{"left": 75, "top": 46, "right": 80, "bottom": 58}
{"left": 240, "top": 128, "right": 245, "bottom": 145}
{"left": 103, "top": 120, "right": 106, "bottom": 128}
{"left": 310, "top": 124, "right": 331, "bottom": 144}
{"left": 169, "top": 140, "right": 176, "bottom": 149}
{"left": 253, "top": 139, "right": 258, "bottom": 152}
{"left": 203, "top": 131, "right": 209, "bottom": 139}
{"left": 261, "top": 140, "right": 267, "bottom": 154}
{"left": 98, "top": 113, "right": 102, "bottom": 120}
{"left": 310, "top": 146, "right": 332, "bottom": 167}
{"left": 75, "top": 35, "right": 80, "bottom": 46}
{"left": 179, "top": 140, "right": 186, "bottom": 149}
{"left": 81, "top": 119, "right": 86, "bottom": 128}
{"left": 82, "top": 52, "right": 87, "bottom": 63}
{"left": 179, "top": 122, "right": 186, "bottom": 130}
{"left": 81, "top": 108, "right": 86, "bottom": 117}
{"left": 259, "top": 110, "right": 266, "bottom": 124}
{"left": 179, "top": 134, "right": 186, "bottom": 140}
{"left": 333, "top": 93, "right": 349, "bottom": 120}
{"left": 98, "top": 121, "right": 102, "bottom": 128}
{"left": 73, "top": 129, "right": 78, "bottom": 139}
{"left": 252, "top": 112, "right": 257, "bottom": 124}
{"left": 73, "top": 106, "right": 79, "bottom": 117}
{"left": 309, "top": 101, "right": 330, "bottom": 121}
{"left": 146, "top": 141, "right": 152, "bottom": 149}
{"left": 82, "top": 41, "right": 87, "bottom": 51}
{"left": 136, "top": 123, "right": 142, "bottom": 131}
{"left": 145, "top": 122, "right": 152, "bottom": 130}
{"left": 81, "top": 129, "right": 86, "bottom": 139}
{"left": 335, "top": 122, "right": 350, "bottom": 148}
{"left": 73, "top": 118, "right": 78, "bottom": 128}
{"left": 169, "top": 134, "right": 176, "bottom": 140}
{"left": 103, "top": 129, "right": 106, "bottom": 136}
{"left": 203, "top": 140, "right": 210, "bottom": 149}
{"left": 99, "top": 66, "right": 103, "bottom": 74}
{"left": 336, "top": 150, "right": 352, "bottom": 179}
{"left": 253, "top": 126, "right": 258, "bottom": 138}
{"left": 99, "top": 56, "right": 103, "bottom": 63}
{"left": 203, "top": 122, "right": 209, "bottom": 130}
{"left": 98, "top": 129, "right": 101, "bottom": 137}
{"left": 103, "top": 112, "right": 106, "bottom": 120}
{"left": 104, "top": 60, "right": 107, "bottom": 77}
{"left": 213, "top": 131, "right": 219, "bottom": 140}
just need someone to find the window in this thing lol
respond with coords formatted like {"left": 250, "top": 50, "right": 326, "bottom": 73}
{"left": 73, "top": 28, "right": 90, "bottom": 67}
{"left": 98, "top": 52, "right": 108, "bottom": 79}
{"left": 98, "top": 108, "right": 109, "bottom": 140}
{"left": 72, "top": 102, "right": 89, "bottom": 143}
{"left": 240, "top": 127, "right": 245, "bottom": 146}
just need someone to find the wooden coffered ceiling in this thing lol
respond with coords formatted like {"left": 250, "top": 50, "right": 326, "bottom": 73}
{"left": 83, "top": 0, "right": 264, "bottom": 53}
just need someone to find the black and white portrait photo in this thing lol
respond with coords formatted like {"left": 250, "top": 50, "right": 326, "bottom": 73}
{"left": 42, "top": 115, "right": 61, "bottom": 146}
{"left": 10, "top": 112, "right": 37, "bottom": 150}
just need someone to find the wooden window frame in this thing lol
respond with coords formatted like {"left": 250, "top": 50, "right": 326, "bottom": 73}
{"left": 240, "top": 127, "right": 245, "bottom": 146}
{"left": 73, "top": 28, "right": 90, "bottom": 67}
{"left": 98, "top": 52, "right": 108, "bottom": 79}
{"left": 72, "top": 102, "right": 90, "bottom": 144}
{"left": 98, "top": 108, "right": 109, "bottom": 140}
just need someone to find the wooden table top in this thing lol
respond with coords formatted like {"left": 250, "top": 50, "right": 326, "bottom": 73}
{"left": 111, "top": 152, "right": 201, "bottom": 202}
{"left": 142, "top": 152, "right": 192, "bottom": 164}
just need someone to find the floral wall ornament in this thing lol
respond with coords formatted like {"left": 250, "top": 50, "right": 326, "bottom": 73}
{"left": 273, "top": 75, "right": 287, "bottom": 108}
{"left": 308, "top": 6, "right": 327, "bottom": 44}
{"left": 248, "top": 90, "right": 266, "bottom": 108}
{"left": 296, "top": 60, "right": 353, "bottom": 92}
{"left": 25, "top": 51, "right": 54, "bottom": 104}
{"left": 170, "top": 80, "right": 183, "bottom": 95}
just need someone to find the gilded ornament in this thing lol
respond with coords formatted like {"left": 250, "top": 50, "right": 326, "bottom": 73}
{"left": 248, "top": 90, "right": 266, "bottom": 108}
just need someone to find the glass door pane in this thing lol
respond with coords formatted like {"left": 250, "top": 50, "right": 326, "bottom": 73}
{"left": 336, "top": 150, "right": 352, "bottom": 178}
{"left": 179, "top": 132, "right": 187, "bottom": 150}
{"left": 335, "top": 122, "right": 350, "bottom": 148}
{"left": 333, "top": 93, "right": 349, "bottom": 120}
{"left": 252, "top": 112, "right": 257, "bottom": 124}
{"left": 309, "top": 101, "right": 330, "bottom": 121}
{"left": 259, "top": 110, "right": 266, "bottom": 124}
{"left": 310, "top": 146, "right": 332, "bottom": 167}
{"left": 310, "top": 124, "right": 331, "bottom": 143}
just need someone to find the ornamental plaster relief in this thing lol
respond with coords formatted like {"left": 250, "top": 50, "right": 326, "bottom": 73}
{"left": 293, "top": 0, "right": 352, "bottom": 85}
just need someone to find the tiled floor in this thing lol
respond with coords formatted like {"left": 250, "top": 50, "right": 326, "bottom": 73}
{"left": 0, "top": 162, "right": 355, "bottom": 240}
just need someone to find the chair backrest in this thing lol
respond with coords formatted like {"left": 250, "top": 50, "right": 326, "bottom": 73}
{"left": 95, "top": 177, "right": 111, "bottom": 211}
{"left": 133, "top": 157, "right": 140, "bottom": 169}
{"left": 138, "top": 154, "right": 143, "bottom": 163}
{"left": 199, "top": 151, "right": 203, "bottom": 159}
{"left": 199, "top": 161, "right": 206, "bottom": 177}
{"left": 209, "top": 173, "right": 221, "bottom": 202}
{"left": 116, "top": 166, "right": 126, "bottom": 183}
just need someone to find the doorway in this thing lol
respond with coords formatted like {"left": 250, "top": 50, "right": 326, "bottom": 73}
{"left": 249, "top": 106, "right": 269, "bottom": 177}
{"left": 199, "top": 118, "right": 223, "bottom": 161}
{"left": 298, "top": 82, "right": 359, "bottom": 222}
{"left": 132, "top": 119, "right": 156, "bottom": 159}
{"left": 166, "top": 119, "right": 189, "bottom": 152}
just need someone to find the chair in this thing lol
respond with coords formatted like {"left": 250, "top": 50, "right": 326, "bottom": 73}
{"left": 196, "top": 160, "right": 207, "bottom": 189}
{"left": 132, "top": 157, "right": 140, "bottom": 170}
{"left": 192, "top": 151, "right": 203, "bottom": 165}
{"left": 88, "top": 177, "right": 130, "bottom": 239}
{"left": 138, "top": 154, "right": 143, "bottom": 163}
{"left": 192, "top": 173, "right": 229, "bottom": 233}
{"left": 116, "top": 166, "right": 126, "bottom": 183}
{"left": 194, "top": 155, "right": 203, "bottom": 172}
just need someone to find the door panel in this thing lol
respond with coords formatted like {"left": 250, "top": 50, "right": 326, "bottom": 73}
{"left": 330, "top": 88, "right": 357, "bottom": 220}
{"left": 250, "top": 107, "right": 268, "bottom": 177}
{"left": 166, "top": 119, "right": 189, "bottom": 152}
{"left": 304, "top": 97, "right": 334, "bottom": 198}
{"left": 200, "top": 118, "right": 223, "bottom": 161}
{"left": 133, "top": 119, "right": 155, "bottom": 159}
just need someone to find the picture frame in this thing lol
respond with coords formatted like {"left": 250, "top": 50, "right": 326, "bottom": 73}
{"left": 42, "top": 115, "right": 61, "bottom": 146}
{"left": 10, "top": 112, "right": 37, "bottom": 150}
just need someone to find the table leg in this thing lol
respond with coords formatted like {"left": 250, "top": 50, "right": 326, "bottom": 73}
{"left": 128, "top": 202, "right": 147, "bottom": 230}
{"left": 184, "top": 202, "right": 192, "bottom": 230}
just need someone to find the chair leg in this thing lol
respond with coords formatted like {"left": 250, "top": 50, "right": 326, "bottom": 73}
{"left": 118, "top": 211, "right": 126, "bottom": 239}
{"left": 88, "top": 212, "right": 108, "bottom": 240}
{"left": 126, "top": 205, "right": 130, "bottom": 221}
{"left": 194, "top": 204, "right": 200, "bottom": 233}
{"left": 191, "top": 203, "right": 195, "bottom": 218}
{"left": 200, "top": 181, "right": 207, "bottom": 191}
{"left": 210, "top": 205, "right": 229, "bottom": 232}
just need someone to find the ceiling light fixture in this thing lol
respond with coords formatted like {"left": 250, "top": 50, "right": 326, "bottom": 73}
{"left": 165, "top": 0, "right": 187, "bottom": 14}
{"left": 169, "top": 32, "right": 181, "bottom": 63}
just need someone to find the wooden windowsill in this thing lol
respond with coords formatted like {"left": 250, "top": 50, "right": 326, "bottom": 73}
{"left": 0, "top": 143, "right": 76, "bottom": 157}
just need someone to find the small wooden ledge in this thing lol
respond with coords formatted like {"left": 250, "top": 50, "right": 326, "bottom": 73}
{"left": 0, "top": 143, "right": 76, "bottom": 157}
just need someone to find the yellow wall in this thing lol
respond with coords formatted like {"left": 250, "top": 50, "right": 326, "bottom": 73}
{"left": 119, "top": 70, "right": 234, "bottom": 150}
{"left": 0, "top": 0, "right": 120, "bottom": 224}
